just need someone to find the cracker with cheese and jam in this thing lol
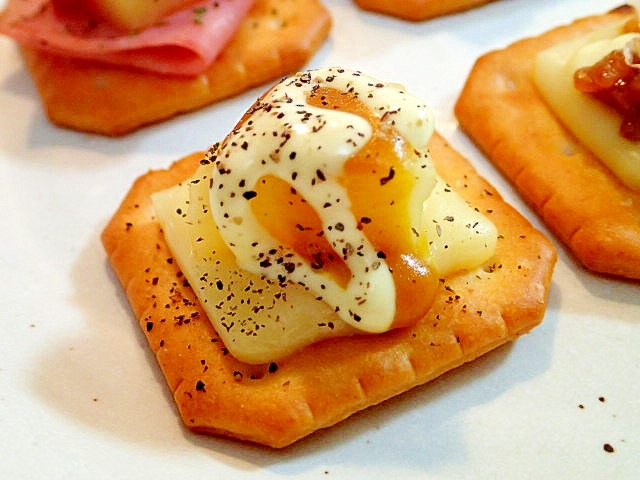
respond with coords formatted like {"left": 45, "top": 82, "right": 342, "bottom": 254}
{"left": 102, "top": 67, "right": 556, "bottom": 448}
{"left": 456, "top": 5, "right": 640, "bottom": 280}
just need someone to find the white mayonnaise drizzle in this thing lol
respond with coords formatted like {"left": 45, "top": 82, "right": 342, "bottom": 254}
{"left": 208, "top": 67, "right": 436, "bottom": 333}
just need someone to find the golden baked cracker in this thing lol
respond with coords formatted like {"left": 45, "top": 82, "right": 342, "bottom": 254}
{"left": 353, "top": 0, "right": 496, "bottom": 21}
{"left": 101, "top": 132, "right": 556, "bottom": 448}
{"left": 455, "top": 5, "right": 640, "bottom": 280}
{"left": 19, "top": 0, "right": 331, "bottom": 136}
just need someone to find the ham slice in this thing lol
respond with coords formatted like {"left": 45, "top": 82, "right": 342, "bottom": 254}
{"left": 0, "top": 0, "right": 254, "bottom": 75}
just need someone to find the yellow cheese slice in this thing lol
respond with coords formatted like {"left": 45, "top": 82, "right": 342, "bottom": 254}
{"left": 534, "top": 21, "right": 640, "bottom": 191}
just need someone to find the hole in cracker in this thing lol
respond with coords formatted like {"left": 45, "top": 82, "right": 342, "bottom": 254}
{"left": 494, "top": 73, "right": 518, "bottom": 92}
{"left": 560, "top": 139, "right": 578, "bottom": 156}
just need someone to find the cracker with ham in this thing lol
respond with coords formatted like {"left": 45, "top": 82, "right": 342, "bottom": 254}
{"left": 0, "top": 0, "right": 331, "bottom": 135}
{"left": 353, "top": 0, "right": 497, "bottom": 22}
{"left": 101, "top": 131, "right": 556, "bottom": 448}
{"left": 455, "top": 5, "right": 640, "bottom": 280}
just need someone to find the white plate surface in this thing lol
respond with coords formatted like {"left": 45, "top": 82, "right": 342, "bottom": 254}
{"left": 1, "top": 0, "right": 639, "bottom": 478}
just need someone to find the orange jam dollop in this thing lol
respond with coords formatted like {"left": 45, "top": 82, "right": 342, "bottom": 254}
{"left": 252, "top": 86, "right": 439, "bottom": 330}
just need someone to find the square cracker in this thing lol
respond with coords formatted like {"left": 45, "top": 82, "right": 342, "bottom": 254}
{"left": 455, "top": 5, "right": 640, "bottom": 280}
{"left": 353, "top": 0, "right": 497, "bottom": 21}
{"left": 18, "top": 0, "right": 331, "bottom": 136}
{"left": 101, "top": 132, "right": 556, "bottom": 448}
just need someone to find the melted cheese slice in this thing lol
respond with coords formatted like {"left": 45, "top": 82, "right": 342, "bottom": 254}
{"left": 533, "top": 20, "right": 640, "bottom": 191}
{"left": 422, "top": 178, "right": 499, "bottom": 275}
{"left": 153, "top": 163, "right": 358, "bottom": 364}
{"left": 152, "top": 68, "right": 497, "bottom": 364}
{"left": 53, "top": 0, "right": 198, "bottom": 31}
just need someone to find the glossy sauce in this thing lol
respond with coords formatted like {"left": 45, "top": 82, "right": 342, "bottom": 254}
{"left": 209, "top": 67, "right": 437, "bottom": 333}
{"left": 574, "top": 22, "right": 640, "bottom": 141}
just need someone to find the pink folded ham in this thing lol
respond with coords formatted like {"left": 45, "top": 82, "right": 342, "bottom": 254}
{"left": 0, "top": 0, "right": 254, "bottom": 75}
